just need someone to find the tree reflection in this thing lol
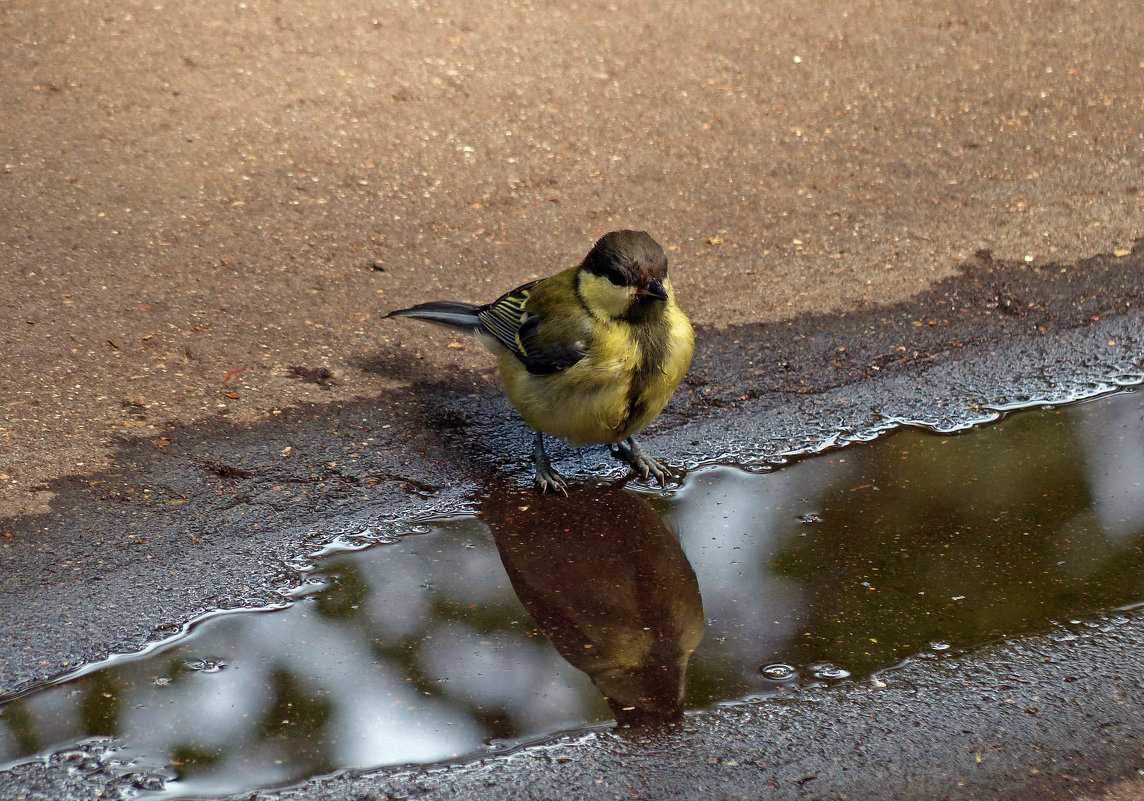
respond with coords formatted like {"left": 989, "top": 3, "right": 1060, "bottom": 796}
{"left": 769, "top": 400, "right": 1144, "bottom": 675}
{"left": 257, "top": 668, "right": 336, "bottom": 773}
{"left": 77, "top": 669, "right": 120, "bottom": 737}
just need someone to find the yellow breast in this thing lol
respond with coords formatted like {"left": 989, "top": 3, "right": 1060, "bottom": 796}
{"left": 496, "top": 300, "right": 693, "bottom": 447}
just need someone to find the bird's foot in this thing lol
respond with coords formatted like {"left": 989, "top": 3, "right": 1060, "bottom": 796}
{"left": 534, "top": 462, "right": 570, "bottom": 496}
{"left": 533, "top": 431, "right": 569, "bottom": 495}
{"left": 611, "top": 437, "right": 672, "bottom": 487}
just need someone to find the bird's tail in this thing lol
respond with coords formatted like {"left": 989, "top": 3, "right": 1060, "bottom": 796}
{"left": 384, "top": 301, "right": 484, "bottom": 334}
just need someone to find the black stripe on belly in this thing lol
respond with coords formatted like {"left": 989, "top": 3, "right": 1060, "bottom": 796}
{"left": 621, "top": 304, "right": 672, "bottom": 433}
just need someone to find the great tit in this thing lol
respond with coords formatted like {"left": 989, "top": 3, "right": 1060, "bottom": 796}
{"left": 385, "top": 230, "right": 694, "bottom": 493}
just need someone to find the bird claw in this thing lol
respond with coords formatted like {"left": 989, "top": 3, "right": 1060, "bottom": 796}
{"left": 612, "top": 437, "right": 672, "bottom": 487}
{"left": 637, "top": 455, "right": 671, "bottom": 487}
{"left": 533, "top": 432, "right": 569, "bottom": 495}
{"left": 534, "top": 465, "right": 569, "bottom": 496}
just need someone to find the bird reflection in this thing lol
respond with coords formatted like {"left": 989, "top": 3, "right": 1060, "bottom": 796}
{"left": 481, "top": 481, "right": 704, "bottom": 726}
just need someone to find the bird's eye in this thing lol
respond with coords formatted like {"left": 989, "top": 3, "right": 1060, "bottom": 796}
{"left": 603, "top": 266, "right": 626, "bottom": 286}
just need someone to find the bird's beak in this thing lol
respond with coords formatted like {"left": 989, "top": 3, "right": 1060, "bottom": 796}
{"left": 636, "top": 278, "right": 669, "bottom": 302}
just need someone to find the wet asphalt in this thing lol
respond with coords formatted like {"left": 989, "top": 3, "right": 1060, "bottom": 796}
{"left": 2, "top": 249, "right": 1142, "bottom": 800}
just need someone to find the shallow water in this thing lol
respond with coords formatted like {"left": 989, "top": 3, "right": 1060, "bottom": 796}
{"left": 2, "top": 389, "right": 1142, "bottom": 798}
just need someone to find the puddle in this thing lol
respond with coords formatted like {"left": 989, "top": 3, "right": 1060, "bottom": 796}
{"left": 2, "top": 389, "right": 1143, "bottom": 798}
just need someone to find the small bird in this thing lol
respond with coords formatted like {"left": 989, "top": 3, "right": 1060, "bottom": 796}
{"left": 385, "top": 230, "right": 694, "bottom": 493}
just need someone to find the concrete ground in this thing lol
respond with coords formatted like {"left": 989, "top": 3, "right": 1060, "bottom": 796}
{"left": 2, "top": 0, "right": 1144, "bottom": 798}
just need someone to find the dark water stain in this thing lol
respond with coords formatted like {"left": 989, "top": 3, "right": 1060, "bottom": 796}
{"left": 1, "top": 390, "right": 1142, "bottom": 798}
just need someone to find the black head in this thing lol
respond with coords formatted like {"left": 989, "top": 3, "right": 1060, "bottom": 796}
{"left": 580, "top": 230, "right": 669, "bottom": 299}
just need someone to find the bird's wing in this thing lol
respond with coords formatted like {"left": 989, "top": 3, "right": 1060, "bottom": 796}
{"left": 477, "top": 280, "right": 538, "bottom": 356}
{"left": 478, "top": 280, "right": 587, "bottom": 376}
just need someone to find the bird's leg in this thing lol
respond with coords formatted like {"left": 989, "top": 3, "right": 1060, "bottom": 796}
{"left": 611, "top": 436, "right": 671, "bottom": 487}
{"left": 533, "top": 431, "right": 569, "bottom": 495}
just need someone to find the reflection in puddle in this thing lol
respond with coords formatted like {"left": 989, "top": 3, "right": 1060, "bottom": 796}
{"left": 1, "top": 389, "right": 1142, "bottom": 797}
{"left": 485, "top": 485, "right": 704, "bottom": 726}
{"left": 680, "top": 388, "right": 1144, "bottom": 703}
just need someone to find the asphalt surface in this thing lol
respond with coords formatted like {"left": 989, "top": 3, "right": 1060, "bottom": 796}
{"left": 2, "top": 0, "right": 1144, "bottom": 798}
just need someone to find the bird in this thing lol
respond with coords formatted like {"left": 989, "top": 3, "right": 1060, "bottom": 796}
{"left": 384, "top": 230, "right": 694, "bottom": 493}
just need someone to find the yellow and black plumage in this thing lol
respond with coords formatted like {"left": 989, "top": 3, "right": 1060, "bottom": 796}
{"left": 385, "top": 230, "right": 694, "bottom": 493}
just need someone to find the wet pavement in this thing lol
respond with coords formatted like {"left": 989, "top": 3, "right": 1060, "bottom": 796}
{"left": 0, "top": 304, "right": 1139, "bottom": 796}
{"left": 3, "top": 390, "right": 1144, "bottom": 799}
